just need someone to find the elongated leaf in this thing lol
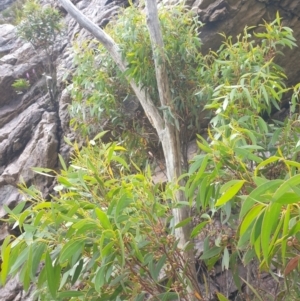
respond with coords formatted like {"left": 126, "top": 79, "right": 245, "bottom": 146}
{"left": 196, "top": 135, "right": 212, "bottom": 153}
{"left": 31, "top": 243, "right": 46, "bottom": 278}
{"left": 240, "top": 278, "right": 264, "bottom": 301}
{"left": 274, "top": 192, "right": 299, "bottom": 204}
{"left": 95, "top": 265, "right": 107, "bottom": 292}
{"left": 190, "top": 154, "right": 210, "bottom": 175}
{"left": 240, "top": 180, "right": 283, "bottom": 218}
{"left": 200, "top": 246, "right": 222, "bottom": 260}
{"left": 282, "top": 205, "right": 290, "bottom": 266}
{"left": 59, "top": 240, "right": 85, "bottom": 264}
{"left": 1, "top": 236, "right": 12, "bottom": 284}
{"left": 261, "top": 203, "right": 281, "bottom": 264}
{"left": 284, "top": 256, "right": 300, "bottom": 276}
{"left": 135, "top": 293, "right": 146, "bottom": 301}
{"left": 115, "top": 194, "right": 133, "bottom": 219}
{"left": 10, "top": 246, "right": 29, "bottom": 275}
{"left": 273, "top": 174, "right": 300, "bottom": 200}
{"left": 71, "top": 259, "right": 84, "bottom": 285}
{"left": 93, "top": 130, "right": 109, "bottom": 141}
{"left": 175, "top": 217, "right": 192, "bottom": 229}
{"left": 215, "top": 180, "right": 245, "bottom": 206}
{"left": 222, "top": 247, "right": 230, "bottom": 271}
{"left": 95, "top": 208, "right": 112, "bottom": 229}
{"left": 58, "top": 291, "right": 85, "bottom": 298}
{"left": 45, "top": 252, "right": 58, "bottom": 298}
{"left": 157, "top": 292, "right": 179, "bottom": 300}
{"left": 151, "top": 254, "right": 166, "bottom": 281}
{"left": 31, "top": 167, "right": 55, "bottom": 177}
{"left": 240, "top": 204, "right": 264, "bottom": 237}
{"left": 254, "top": 156, "right": 281, "bottom": 176}
{"left": 191, "top": 221, "right": 209, "bottom": 239}
{"left": 58, "top": 154, "right": 67, "bottom": 171}
{"left": 216, "top": 293, "right": 230, "bottom": 301}
{"left": 116, "top": 230, "right": 125, "bottom": 268}
{"left": 252, "top": 213, "right": 264, "bottom": 259}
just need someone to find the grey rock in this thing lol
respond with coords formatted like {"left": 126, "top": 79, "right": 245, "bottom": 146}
{"left": 0, "top": 0, "right": 17, "bottom": 11}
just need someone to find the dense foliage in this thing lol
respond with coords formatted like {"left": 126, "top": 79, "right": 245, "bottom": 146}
{"left": 15, "top": 1, "right": 64, "bottom": 101}
{"left": 70, "top": 4, "right": 204, "bottom": 167}
{"left": 16, "top": 0, "right": 63, "bottom": 51}
{"left": 1, "top": 3, "right": 300, "bottom": 301}
{"left": 2, "top": 137, "right": 196, "bottom": 300}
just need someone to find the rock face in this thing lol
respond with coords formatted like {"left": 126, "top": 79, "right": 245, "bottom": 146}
{"left": 0, "top": 0, "right": 299, "bottom": 299}
{"left": 196, "top": 0, "right": 300, "bottom": 86}
{"left": 0, "top": 0, "right": 16, "bottom": 11}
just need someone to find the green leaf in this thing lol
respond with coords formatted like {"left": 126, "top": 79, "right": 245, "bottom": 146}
{"left": 261, "top": 203, "right": 281, "bottom": 264}
{"left": 222, "top": 247, "right": 230, "bottom": 271}
{"left": 116, "top": 230, "right": 125, "bottom": 268}
{"left": 157, "top": 292, "right": 179, "bottom": 300}
{"left": 10, "top": 246, "right": 29, "bottom": 275}
{"left": 240, "top": 204, "right": 264, "bottom": 237}
{"left": 95, "top": 208, "right": 112, "bottom": 229}
{"left": 189, "top": 154, "right": 210, "bottom": 175}
{"left": 31, "top": 243, "right": 46, "bottom": 278}
{"left": 150, "top": 254, "right": 166, "bottom": 281}
{"left": 71, "top": 259, "right": 84, "bottom": 285}
{"left": 274, "top": 192, "right": 300, "bottom": 204}
{"left": 45, "top": 252, "right": 60, "bottom": 298}
{"left": 273, "top": 174, "right": 300, "bottom": 200}
{"left": 241, "top": 277, "right": 264, "bottom": 301}
{"left": 92, "top": 130, "right": 109, "bottom": 141}
{"left": 240, "top": 180, "right": 283, "bottom": 218}
{"left": 175, "top": 217, "right": 192, "bottom": 229}
{"left": 216, "top": 292, "right": 230, "bottom": 301}
{"left": 135, "top": 293, "right": 146, "bottom": 301}
{"left": 196, "top": 134, "right": 212, "bottom": 153}
{"left": 254, "top": 156, "right": 281, "bottom": 176}
{"left": 95, "top": 265, "right": 107, "bottom": 292}
{"left": 111, "top": 155, "right": 129, "bottom": 170}
{"left": 200, "top": 246, "right": 222, "bottom": 260}
{"left": 191, "top": 221, "right": 209, "bottom": 239}
{"left": 282, "top": 205, "right": 290, "bottom": 266}
{"left": 58, "top": 154, "right": 67, "bottom": 171}
{"left": 59, "top": 240, "right": 85, "bottom": 264}
{"left": 115, "top": 194, "right": 133, "bottom": 220}
{"left": 10, "top": 201, "right": 27, "bottom": 215}
{"left": 58, "top": 291, "right": 85, "bottom": 298}
{"left": 1, "top": 235, "right": 12, "bottom": 284}
{"left": 215, "top": 180, "right": 245, "bottom": 206}
{"left": 31, "top": 167, "right": 55, "bottom": 177}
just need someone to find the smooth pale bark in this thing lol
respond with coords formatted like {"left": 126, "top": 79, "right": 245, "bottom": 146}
{"left": 59, "top": 0, "right": 199, "bottom": 298}
{"left": 145, "top": 2, "right": 199, "bottom": 299}
{"left": 145, "top": 0, "right": 189, "bottom": 247}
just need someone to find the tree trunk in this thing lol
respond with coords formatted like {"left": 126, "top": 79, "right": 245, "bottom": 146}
{"left": 145, "top": 2, "right": 199, "bottom": 299}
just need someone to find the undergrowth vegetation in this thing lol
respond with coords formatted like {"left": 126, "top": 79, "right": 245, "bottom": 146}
{"left": 0, "top": 0, "right": 28, "bottom": 25}
{"left": 1, "top": 2, "right": 300, "bottom": 301}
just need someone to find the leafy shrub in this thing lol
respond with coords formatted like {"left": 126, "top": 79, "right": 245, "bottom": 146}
{"left": 16, "top": 0, "right": 64, "bottom": 102}
{"left": 185, "top": 13, "right": 300, "bottom": 300}
{"left": 16, "top": 1, "right": 64, "bottom": 52}
{"left": 0, "top": 134, "right": 201, "bottom": 300}
{"left": 70, "top": 3, "right": 204, "bottom": 166}
{"left": 0, "top": 0, "right": 28, "bottom": 25}
{"left": 12, "top": 78, "right": 30, "bottom": 94}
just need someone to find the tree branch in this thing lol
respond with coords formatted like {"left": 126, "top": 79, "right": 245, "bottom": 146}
{"left": 58, "top": 0, "right": 164, "bottom": 133}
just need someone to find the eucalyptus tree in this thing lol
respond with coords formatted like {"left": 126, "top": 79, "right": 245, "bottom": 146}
{"left": 58, "top": 0, "right": 199, "bottom": 296}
